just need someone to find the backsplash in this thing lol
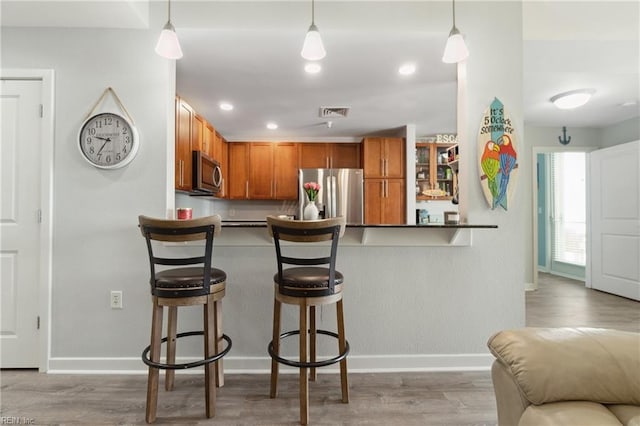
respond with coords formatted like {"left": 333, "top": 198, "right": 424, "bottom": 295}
{"left": 175, "top": 193, "right": 298, "bottom": 221}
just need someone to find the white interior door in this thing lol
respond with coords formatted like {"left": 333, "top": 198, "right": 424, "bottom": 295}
{"left": 589, "top": 140, "right": 640, "bottom": 301}
{"left": 1, "top": 79, "right": 42, "bottom": 367}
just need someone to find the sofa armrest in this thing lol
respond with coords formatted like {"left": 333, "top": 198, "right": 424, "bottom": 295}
{"left": 491, "top": 360, "right": 532, "bottom": 426}
{"left": 487, "top": 327, "right": 640, "bottom": 406}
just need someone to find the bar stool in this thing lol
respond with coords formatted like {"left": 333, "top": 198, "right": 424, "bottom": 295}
{"left": 138, "top": 215, "right": 232, "bottom": 423}
{"left": 266, "top": 215, "right": 349, "bottom": 425}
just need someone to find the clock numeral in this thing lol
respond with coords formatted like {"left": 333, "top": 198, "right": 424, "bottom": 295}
{"left": 88, "top": 128, "right": 96, "bottom": 136}
{"left": 124, "top": 136, "right": 130, "bottom": 143}
{"left": 106, "top": 117, "right": 113, "bottom": 125}
{"left": 106, "top": 155, "right": 112, "bottom": 164}
{"left": 116, "top": 153, "right": 122, "bottom": 161}
{"left": 89, "top": 146, "right": 95, "bottom": 154}
{"left": 123, "top": 146, "right": 128, "bottom": 154}
{"left": 86, "top": 137, "right": 92, "bottom": 144}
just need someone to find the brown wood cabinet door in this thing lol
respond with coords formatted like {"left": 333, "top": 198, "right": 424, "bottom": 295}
{"left": 218, "top": 136, "right": 228, "bottom": 198}
{"left": 227, "top": 143, "right": 249, "bottom": 199}
{"left": 384, "top": 179, "right": 406, "bottom": 224}
{"left": 274, "top": 143, "right": 299, "bottom": 200}
{"left": 364, "top": 178, "right": 384, "bottom": 224}
{"left": 212, "top": 131, "right": 223, "bottom": 162}
{"left": 299, "top": 143, "right": 330, "bottom": 169}
{"left": 175, "top": 98, "right": 193, "bottom": 191}
{"left": 202, "top": 123, "right": 214, "bottom": 158}
{"left": 383, "top": 138, "right": 405, "bottom": 178}
{"left": 362, "top": 137, "right": 384, "bottom": 177}
{"left": 248, "top": 143, "right": 274, "bottom": 199}
{"left": 331, "top": 143, "right": 361, "bottom": 168}
{"left": 364, "top": 178, "right": 405, "bottom": 224}
{"left": 192, "top": 114, "right": 204, "bottom": 152}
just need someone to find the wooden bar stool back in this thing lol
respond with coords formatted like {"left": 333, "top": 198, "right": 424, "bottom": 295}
{"left": 138, "top": 215, "right": 232, "bottom": 423}
{"left": 266, "top": 215, "right": 349, "bottom": 425}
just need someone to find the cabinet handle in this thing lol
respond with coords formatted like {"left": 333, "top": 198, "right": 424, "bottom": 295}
{"left": 380, "top": 181, "right": 384, "bottom": 198}
{"left": 179, "top": 160, "right": 183, "bottom": 187}
{"left": 384, "top": 180, "right": 387, "bottom": 198}
{"left": 384, "top": 159, "right": 388, "bottom": 176}
{"left": 272, "top": 180, "right": 275, "bottom": 197}
{"left": 245, "top": 181, "right": 249, "bottom": 199}
{"left": 327, "top": 156, "right": 330, "bottom": 169}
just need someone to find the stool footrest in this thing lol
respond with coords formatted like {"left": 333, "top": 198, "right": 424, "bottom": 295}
{"left": 142, "top": 331, "right": 232, "bottom": 370}
{"left": 268, "top": 329, "right": 350, "bottom": 369}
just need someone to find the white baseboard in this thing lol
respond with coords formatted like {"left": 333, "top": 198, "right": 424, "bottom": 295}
{"left": 47, "top": 353, "right": 493, "bottom": 374}
{"left": 525, "top": 282, "right": 536, "bottom": 291}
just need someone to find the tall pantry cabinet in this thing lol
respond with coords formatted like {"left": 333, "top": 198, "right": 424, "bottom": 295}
{"left": 362, "top": 137, "right": 406, "bottom": 224}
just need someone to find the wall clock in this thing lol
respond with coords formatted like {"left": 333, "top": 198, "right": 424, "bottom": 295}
{"left": 78, "top": 87, "right": 139, "bottom": 169}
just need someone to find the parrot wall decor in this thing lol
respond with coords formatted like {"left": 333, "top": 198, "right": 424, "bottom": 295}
{"left": 478, "top": 98, "right": 518, "bottom": 210}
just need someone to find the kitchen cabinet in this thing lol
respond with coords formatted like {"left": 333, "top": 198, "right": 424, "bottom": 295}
{"left": 415, "top": 143, "right": 456, "bottom": 201}
{"left": 228, "top": 142, "right": 299, "bottom": 200}
{"left": 362, "top": 137, "right": 405, "bottom": 178}
{"left": 228, "top": 143, "right": 249, "bottom": 199}
{"left": 299, "top": 143, "right": 361, "bottom": 169}
{"left": 175, "top": 97, "right": 193, "bottom": 191}
{"left": 202, "top": 122, "right": 214, "bottom": 158}
{"left": 362, "top": 137, "right": 405, "bottom": 224}
{"left": 364, "top": 178, "right": 406, "bottom": 224}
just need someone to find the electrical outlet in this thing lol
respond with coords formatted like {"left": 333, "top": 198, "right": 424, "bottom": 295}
{"left": 110, "top": 290, "right": 123, "bottom": 309}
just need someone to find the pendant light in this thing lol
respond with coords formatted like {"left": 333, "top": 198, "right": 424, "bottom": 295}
{"left": 301, "top": 0, "right": 326, "bottom": 61}
{"left": 442, "top": 0, "right": 469, "bottom": 64}
{"left": 155, "top": 0, "right": 183, "bottom": 60}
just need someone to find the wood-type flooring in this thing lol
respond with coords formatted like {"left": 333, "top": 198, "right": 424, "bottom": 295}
{"left": 1, "top": 273, "right": 637, "bottom": 425}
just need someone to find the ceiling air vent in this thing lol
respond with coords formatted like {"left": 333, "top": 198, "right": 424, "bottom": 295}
{"left": 319, "top": 106, "right": 350, "bottom": 118}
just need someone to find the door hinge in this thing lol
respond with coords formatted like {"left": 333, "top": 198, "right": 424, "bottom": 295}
{"left": 37, "top": 209, "right": 42, "bottom": 223}
{"left": 37, "top": 316, "right": 40, "bottom": 330}
{"left": 39, "top": 104, "right": 44, "bottom": 117}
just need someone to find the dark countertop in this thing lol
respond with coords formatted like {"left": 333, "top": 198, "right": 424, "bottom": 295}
{"left": 221, "top": 220, "right": 497, "bottom": 229}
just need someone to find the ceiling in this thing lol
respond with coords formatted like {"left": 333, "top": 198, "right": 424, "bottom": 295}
{"left": 2, "top": 1, "right": 639, "bottom": 141}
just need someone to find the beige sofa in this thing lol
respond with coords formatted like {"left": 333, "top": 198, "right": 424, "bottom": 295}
{"left": 487, "top": 327, "right": 640, "bottom": 426}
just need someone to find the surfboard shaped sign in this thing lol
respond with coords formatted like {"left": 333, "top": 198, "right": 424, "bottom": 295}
{"left": 478, "top": 98, "right": 518, "bottom": 211}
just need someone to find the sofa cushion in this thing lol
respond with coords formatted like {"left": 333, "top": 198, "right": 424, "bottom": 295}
{"left": 487, "top": 327, "right": 640, "bottom": 406}
{"left": 607, "top": 404, "right": 640, "bottom": 426}
{"left": 519, "top": 401, "right": 623, "bottom": 426}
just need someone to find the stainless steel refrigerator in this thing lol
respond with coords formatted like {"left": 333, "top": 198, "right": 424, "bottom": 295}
{"left": 298, "top": 168, "right": 364, "bottom": 224}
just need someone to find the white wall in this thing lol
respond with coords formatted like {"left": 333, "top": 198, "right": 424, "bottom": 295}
{"left": 601, "top": 117, "right": 640, "bottom": 148}
{"left": 1, "top": 1, "right": 525, "bottom": 372}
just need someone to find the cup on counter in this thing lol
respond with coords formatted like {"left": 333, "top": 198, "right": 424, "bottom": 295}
{"left": 176, "top": 208, "right": 193, "bottom": 220}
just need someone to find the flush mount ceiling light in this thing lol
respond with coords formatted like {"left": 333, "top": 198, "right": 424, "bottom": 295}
{"left": 155, "top": 0, "right": 183, "bottom": 59}
{"left": 266, "top": 122, "right": 278, "bottom": 130}
{"left": 301, "top": 0, "right": 326, "bottom": 61}
{"left": 550, "top": 89, "right": 596, "bottom": 109}
{"left": 442, "top": 0, "right": 469, "bottom": 64}
{"left": 219, "top": 102, "right": 234, "bottom": 111}
{"left": 398, "top": 63, "right": 416, "bottom": 76}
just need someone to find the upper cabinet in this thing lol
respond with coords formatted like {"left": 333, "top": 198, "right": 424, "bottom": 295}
{"left": 362, "top": 137, "right": 405, "bottom": 178}
{"left": 299, "top": 143, "right": 361, "bottom": 169}
{"left": 175, "top": 96, "right": 193, "bottom": 191}
{"left": 228, "top": 142, "right": 299, "bottom": 200}
{"left": 175, "top": 95, "right": 228, "bottom": 196}
{"left": 415, "top": 142, "right": 457, "bottom": 201}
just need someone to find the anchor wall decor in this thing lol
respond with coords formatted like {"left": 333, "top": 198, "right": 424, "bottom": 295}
{"left": 558, "top": 126, "right": 571, "bottom": 145}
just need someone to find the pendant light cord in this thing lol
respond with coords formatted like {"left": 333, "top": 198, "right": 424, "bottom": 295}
{"left": 452, "top": 0, "right": 456, "bottom": 28}
{"left": 311, "top": 0, "right": 316, "bottom": 25}
{"left": 167, "top": 0, "right": 172, "bottom": 24}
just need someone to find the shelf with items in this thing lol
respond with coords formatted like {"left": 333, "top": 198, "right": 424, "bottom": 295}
{"left": 415, "top": 142, "right": 457, "bottom": 200}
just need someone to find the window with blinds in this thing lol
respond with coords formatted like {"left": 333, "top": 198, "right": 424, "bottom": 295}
{"left": 550, "top": 152, "right": 586, "bottom": 266}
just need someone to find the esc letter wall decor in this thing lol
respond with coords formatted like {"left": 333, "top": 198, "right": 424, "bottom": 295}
{"left": 478, "top": 98, "right": 518, "bottom": 211}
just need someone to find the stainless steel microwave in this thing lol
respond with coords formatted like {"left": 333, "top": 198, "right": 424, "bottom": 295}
{"left": 192, "top": 150, "right": 222, "bottom": 194}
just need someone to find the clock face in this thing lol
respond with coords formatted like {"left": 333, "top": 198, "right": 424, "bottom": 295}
{"left": 78, "top": 112, "right": 139, "bottom": 169}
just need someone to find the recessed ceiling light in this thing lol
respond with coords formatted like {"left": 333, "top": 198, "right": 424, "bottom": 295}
{"left": 550, "top": 89, "right": 596, "bottom": 110}
{"left": 621, "top": 100, "right": 638, "bottom": 107}
{"left": 219, "top": 102, "right": 234, "bottom": 111}
{"left": 304, "top": 63, "right": 322, "bottom": 74}
{"left": 398, "top": 63, "right": 416, "bottom": 76}
{"left": 266, "top": 122, "right": 278, "bottom": 130}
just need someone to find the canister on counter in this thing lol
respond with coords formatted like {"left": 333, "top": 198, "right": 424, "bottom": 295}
{"left": 176, "top": 208, "right": 193, "bottom": 220}
{"left": 444, "top": 211, "right": 460, "bottom": 225}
